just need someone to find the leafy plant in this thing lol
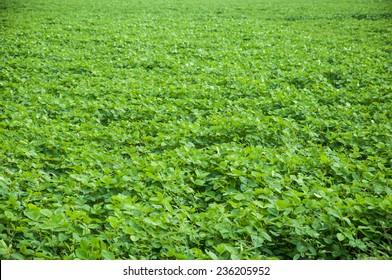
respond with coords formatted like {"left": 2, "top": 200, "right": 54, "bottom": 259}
{"left": 0, "top": 0, "right": 391, "bottom": 260}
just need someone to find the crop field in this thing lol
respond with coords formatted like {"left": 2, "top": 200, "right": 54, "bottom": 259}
{"left": 0, "top": 0, "right": 391, "bottom": 260}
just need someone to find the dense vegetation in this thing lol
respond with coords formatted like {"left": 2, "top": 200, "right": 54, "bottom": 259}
{"left": 0, "top": 0, "right": 391, "bottom": 260}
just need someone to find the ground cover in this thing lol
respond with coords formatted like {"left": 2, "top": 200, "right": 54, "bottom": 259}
{"left": 0, "top": 0, "right": 391, "bottom": 259}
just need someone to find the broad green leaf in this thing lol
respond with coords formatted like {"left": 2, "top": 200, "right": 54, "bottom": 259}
{"left": 40, "top": 209, "right": 53, "bottom": 217}
{"left": 24, "top": 209, "right": 41, "bottom": 221}
{"left": 337, "top": 233, "right": 345, "bottom": 241}
{"left": 75, "top": 249, "right": 89, "bottom": 260}
{"left": 194, "top": 179, "right": 205, "bottom": 186}
{"left": 101, "top": 250, "right": 115, "bottom": 260}
{"left": 233, "top": 193, "right": 247, "bottom": 201}
{"left": 259, "top": 231, "right": 272, "bottom": 242}
{"left": 275, "top": 200, "right": 289, "bottom": 210}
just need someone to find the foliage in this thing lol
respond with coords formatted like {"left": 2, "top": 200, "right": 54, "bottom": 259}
{"left": 0, "top": 0, "right": 391, "bottom": 259}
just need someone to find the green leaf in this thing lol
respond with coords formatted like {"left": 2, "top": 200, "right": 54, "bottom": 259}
{"left": 194, "top": 179, "right": 205, "bottom": 186}
{"left": 80, "top": 238, "right": 90, "bottom": 250}
{"left": 275, "top": 200, "right": 289, "bottom": 210}
{"left": 259, "top": 231, "right": 272, "bottom": 242}
{"left": 4, "top": 211, "right": 18, "bottom": 221}
{"left": 75, "top": 249, "right": 89, "bottom": 260}
{"left": 10, "top": 253, "right": 25, "bottom": 260}
{"left": 320, "top": 154, "right": 329, "bottom": 164}
{"left": 337, "top": 233, "right": 345, "bottom": 241}
{"left": 24, "top": 209, "right": 41, "bottom": 221}
{"left": 233, "top": 193, "right": 247, "bottom": 201}
{"left": 206, "top": 251, "right": 219, "bottom": 260}
{"left": 101, "top": 250, "right": 115, "bottom": 260}
{"left": 40, "top": 209, "right": 53, "bottom": 217}
{"left": 0, "top": 240, "right": 8, "bottom": 250}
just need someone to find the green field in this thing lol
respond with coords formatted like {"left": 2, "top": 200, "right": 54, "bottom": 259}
{"left": 0, "top": 0, "right": 391, "bottom": 260}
